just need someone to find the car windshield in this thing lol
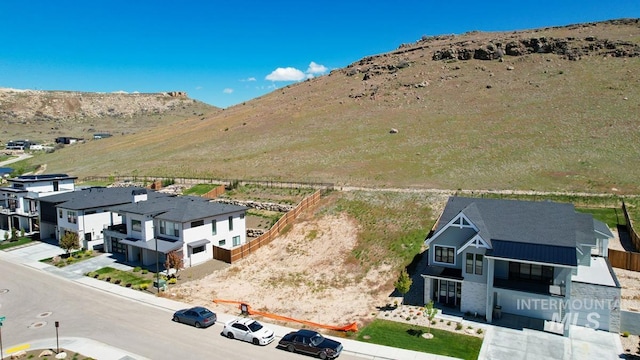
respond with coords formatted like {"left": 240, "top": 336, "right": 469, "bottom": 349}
{"left": 310, "top": 333, "right": 324, "bottom": 346}
{"left": 248, "top": 321, "right": 263, "bottom": 332}
{"left": 198, "top": 309, "right": 213, "bottom": 317}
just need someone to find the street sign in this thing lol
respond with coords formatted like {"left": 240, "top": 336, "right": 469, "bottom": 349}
{"left": 0, "top": 315, "right": 5, "bottom": 326}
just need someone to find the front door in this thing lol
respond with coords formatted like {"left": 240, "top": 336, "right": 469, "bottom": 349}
{"left": 436, "top": 279, "right": 461, "bottom": 308}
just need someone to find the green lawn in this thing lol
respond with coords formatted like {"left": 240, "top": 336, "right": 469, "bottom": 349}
{"left": 0, "top": 237, "right": 32, "bottom": 250}
{"left": 90, "top": 267, "right": 153, "bottom": 288}
{"left": 576, "top": 207, "right": 625, "bottom": 229}
{"left": 357, "top": 319, "right": 483, "bottom": 360}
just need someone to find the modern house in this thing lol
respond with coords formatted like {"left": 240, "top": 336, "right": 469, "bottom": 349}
{"left": 38, "top": 186, "right": 171, "bottom": 250}
{"left": 103, "top": 190, "right": 248, "bottom": 268}
{"left": 0, "top": 174, "right": 77, "bottom": 239}
{"left": 422, "top": 196, "right": 620, "bottom": 335}
{"left": 5, "top": 140, "right": 31, "bottom": 150}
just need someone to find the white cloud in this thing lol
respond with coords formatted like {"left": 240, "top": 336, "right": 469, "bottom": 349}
{"left": 307, "top": 61, "right": 328, "bottom": 74}
{"left": 266, "top": 67, "right": 306, "bottom": 81}
{"left": 240, "top": 77, "right": 256, "bottom": 82}
{"left": 195, "top": 86, "right": 203, "bottom": 90}
{"left": 223, "top": 88, "right": 234, "bottom": 94}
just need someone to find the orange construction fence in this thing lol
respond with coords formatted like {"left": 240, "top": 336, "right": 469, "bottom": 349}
{"left": 213, "top": 299, "right": 358, "bottom": 332}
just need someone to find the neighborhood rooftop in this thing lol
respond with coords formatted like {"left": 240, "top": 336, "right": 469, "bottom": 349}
{"left": 112, "top": 194, "right": 249, "bottom": 222}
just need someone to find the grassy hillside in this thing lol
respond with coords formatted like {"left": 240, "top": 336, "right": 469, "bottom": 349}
{"left": 20, "top": 19, "right": 640, "bottom": 194}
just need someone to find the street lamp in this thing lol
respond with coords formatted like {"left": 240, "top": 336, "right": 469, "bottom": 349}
{"left": 54, "top": 321, "right": 60, "bottom": 353}
{"left": 155, "top": 237, "right": 160, "bottom": 293}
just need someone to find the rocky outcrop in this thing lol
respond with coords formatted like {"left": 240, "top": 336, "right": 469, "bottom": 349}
{"left": 0, "top": 89, "right": 196, "bottom": 122}
{"left": 432, "top": 36, "right": 640, "bottom": 62}
{"left": 212, "top": 198, "right": 295, "bottom": 212}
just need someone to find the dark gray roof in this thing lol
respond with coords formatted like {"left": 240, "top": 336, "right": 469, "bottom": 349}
{"left": 433, "top": 196, "right": 608, "bottom": 266}
{"left": 594, "top": 219, "right": 614, "bottom": 238}
{"left": 486, "top": 240, "right": 577, "bottom": 267}
{"left": 436, "top": 197, "right": 580, "bottom": 248}
{"left": 10, "top": 174, "right": 77, "bottom": 183}
{"left": 39, "top": 187, "right": 171, "bottom": 210}
{"left": 113, "top": 195, "right": 248, "bottom": 223}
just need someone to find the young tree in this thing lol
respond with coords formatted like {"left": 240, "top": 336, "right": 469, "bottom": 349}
{"left": 394, "top": 269, "right": 413, "bottom": 306}
{"left": 164, "top": 251, "right": 184, "bottom": 278}
{"left": 424, "top": 300, "right": 438, "bottom": 336}
{"left": 59, "top": 231, "right": 80, "bottom": 255}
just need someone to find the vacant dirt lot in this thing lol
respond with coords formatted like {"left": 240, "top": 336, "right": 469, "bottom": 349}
{"left": 170, "top": 210, "right": 395, "bottom": 329}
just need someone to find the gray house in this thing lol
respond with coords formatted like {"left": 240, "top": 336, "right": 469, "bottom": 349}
{"left": 422, "top": 196, "right": 620, "bottom": 335}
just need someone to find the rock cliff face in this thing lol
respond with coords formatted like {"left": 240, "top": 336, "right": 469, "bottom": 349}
{"left": 0, "top": 89, "right": 216, "bottom": 141}
{"left": 0, "top": 89, "right": 194, "bottom": 122}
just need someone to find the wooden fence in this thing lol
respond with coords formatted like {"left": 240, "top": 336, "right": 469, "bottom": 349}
{"left": 609, "top": 249, "right": 640, "bottom": 272}
{"left": 622, "top": 201, "right": 640, "bottom": 252}
{"left": 202, "top": 185, "right": 227, "bottom": 199}
{"left": 609, "top": 200, "right": 640, "bottom": 272}
{"left": 213, "top": 190, "right": 322, "bottom": 263}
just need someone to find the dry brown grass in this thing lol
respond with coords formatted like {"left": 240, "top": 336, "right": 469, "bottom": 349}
{"left": 15, "top": 20, "right": 640, "bottom": 194}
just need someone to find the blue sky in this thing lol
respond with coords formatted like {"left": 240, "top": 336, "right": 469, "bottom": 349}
{"left": 1, "top": 1, "right": 638, "bottom": 108}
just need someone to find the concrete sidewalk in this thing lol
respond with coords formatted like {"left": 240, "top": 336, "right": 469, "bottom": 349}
{"left": 0, "top": 243, "right": 458, "bottom": 360}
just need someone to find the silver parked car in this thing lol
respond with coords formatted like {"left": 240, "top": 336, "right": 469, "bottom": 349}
{"left": 172, "top": 306, "right": 217, "bottom": 328}
{"left": 222, "top": 317, "right": 275, "bottom": 345}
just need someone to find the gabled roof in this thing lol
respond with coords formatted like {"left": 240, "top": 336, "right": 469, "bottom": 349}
{"left": 433, "top": 197, "right": 579, "bottom": 248}
{"left": 40, "top": 187, "right": 171, "bottom": 210}
{"left": 428, "top": 196, "right": 610, "bottom": 267}
{"left": 113, "top": 195, "right": 248, "bottom": 223}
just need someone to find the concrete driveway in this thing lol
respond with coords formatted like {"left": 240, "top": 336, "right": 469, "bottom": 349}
{"left": 479, "top": 324, "right": 623, "bottom": 360}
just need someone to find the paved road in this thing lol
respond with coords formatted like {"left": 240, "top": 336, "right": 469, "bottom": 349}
{"left": 0, "top": 259, "right": 370, "bottom": 360}
{"left": 0, "top": 153, "right": 32, "bottom": 167}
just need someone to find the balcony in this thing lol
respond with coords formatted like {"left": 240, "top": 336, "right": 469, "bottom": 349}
{"left": 106, "top": 223, "right": 127, "bottom": 234}
{"left": 493, "top": 278, "right": 564, "bottom": 297}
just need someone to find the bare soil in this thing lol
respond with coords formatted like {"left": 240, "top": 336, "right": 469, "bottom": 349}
{"left": 168, "top": 211, "right": 395, "bottom": 329}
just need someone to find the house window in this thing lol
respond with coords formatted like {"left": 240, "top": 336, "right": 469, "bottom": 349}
{"left": 59, "top": 209, "right": 63, "bottom": 219}
{"left": 434, "top": 246, "right": 455, "bottom": 264}
{"left": 232, "top": 236, "right": 241, "bottom": 246}
{"left": 191, "top": 220, "right": 204, "bottom": 228}
{"left": 475, "top": 254, "right": 483, "bottom": 275}
{"left": 466, "top": 253, "right": 473, "bottom": 273}
{"left": 509, "top": 262, "right": 554, "bottom": 282}
{"left": 240, "top": 213, "right": 245, "bottom": 219}
{"left": 211, "top": 220, "right": 217, "bottom": 235}
{"left": 192, "top": 245, "right": 205, "bottom": 254}
{"left": 67, "top": 211, "right": 77, "bottom": 224}
{"left": 465, "top": 253, "right": 483, "bottom": 275}
{"left": 219, "top": 239, "right": 226, "bottom": 246}
{"left": 131, "top": 219, "right": 142, "bottom": 232}
{"left": 228, "top": 216, "right": 234, "bottom": 231}
{"left": 159, "top": 221, "right": 179, "bottom": 237}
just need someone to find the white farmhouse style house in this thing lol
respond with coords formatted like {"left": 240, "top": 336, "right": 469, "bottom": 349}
{"left": 422, "top": 196, "right": 620, "bottom": 335}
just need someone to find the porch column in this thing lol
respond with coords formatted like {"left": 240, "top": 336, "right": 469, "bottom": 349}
{"left": 486, "top": 257, "right": 495, "bottom": 322}
{"left": 422, "top": 275, "right": 432, "bottom": 305}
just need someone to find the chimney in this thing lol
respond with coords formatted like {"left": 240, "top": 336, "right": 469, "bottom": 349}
{"left": 132, "top": 188, "right": 148, "bottom": 203}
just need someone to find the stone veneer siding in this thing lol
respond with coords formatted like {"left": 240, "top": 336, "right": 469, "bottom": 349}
{"left": 461, "top": 281, "right": 487, "bottom": 316}
{"left": 570, "top": 281, "right": 621, "bottom": 333}
{"left": 423, "top": 276, "right": 433, "bottom": 304}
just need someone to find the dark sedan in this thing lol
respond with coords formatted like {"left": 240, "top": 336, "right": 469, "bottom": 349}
{"left": 278, "top": 329, "right": 343, "bottom": 359}
{"left": 172, "top": 306, "right": 217, "bottom": 328}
